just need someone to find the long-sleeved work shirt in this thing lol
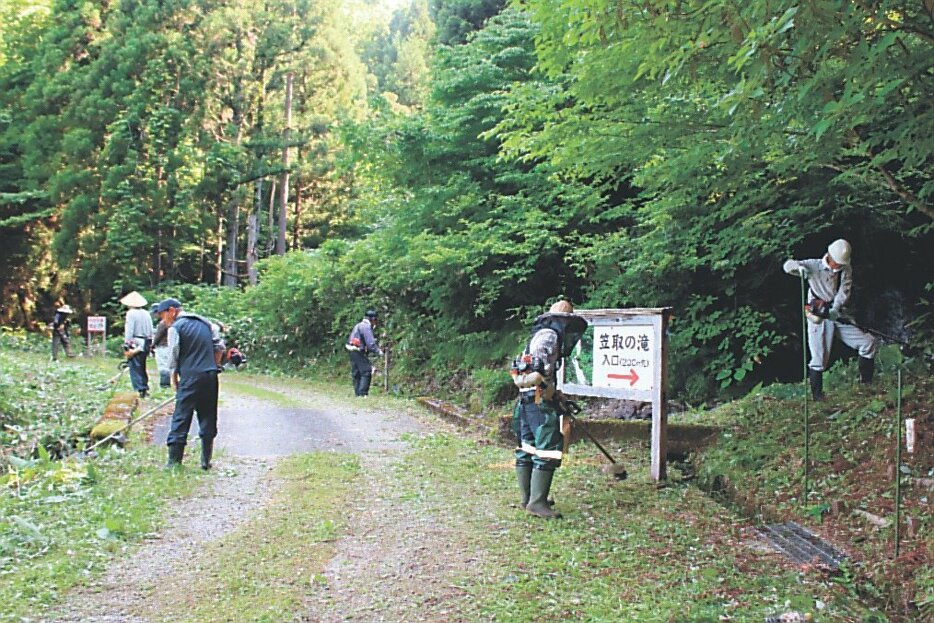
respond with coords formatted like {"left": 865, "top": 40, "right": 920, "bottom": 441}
{"left": 124, "top": 308, "right": 154, "bottom": 350}
{"left": 347, "top": 318, "right": 381, "bottom": 356}
{"left": 783, "top": 257, "right": 852, "bottom": 313}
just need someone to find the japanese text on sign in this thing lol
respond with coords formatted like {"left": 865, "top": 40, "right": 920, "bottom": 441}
{"left": 87, "top": 316, "right": 106, "bottom": 333}
{"left": 592, "top": 324, "right": 654, "bottom": 391}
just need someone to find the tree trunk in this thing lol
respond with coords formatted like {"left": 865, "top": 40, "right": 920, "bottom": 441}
{"left": 267, "top": 177, "right": 276, "bottom": 255}
{"left": 276, "top": 72, "right": 293, "bottom": 256}
{"left": 247, "top": 179, "right": 261, "bottom": 285}
{"left": 215, "top": 206, "right": 224, "bottom": 286}
{"left": 291, "top": 170, "right": 302, "bottom": 250}
{"left": 224, "top": 195, "right": 240, "bottom": 287}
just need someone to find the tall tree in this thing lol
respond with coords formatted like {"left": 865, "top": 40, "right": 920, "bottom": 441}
{"left": 496, "top": 0, "right": 932, "bottom": 396}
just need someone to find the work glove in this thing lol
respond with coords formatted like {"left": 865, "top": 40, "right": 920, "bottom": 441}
{"left": 797, "top": 266, "right": 810, "bottom": 279}
{"left": 827, "top": 307, "right": 840, "bottom": 321}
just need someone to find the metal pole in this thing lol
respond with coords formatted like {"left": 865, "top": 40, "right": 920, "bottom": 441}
{"left": 800, "top": 273, "right": 810, "bottom": 505}
{"left": 894, "top": 368, "right": 902, "bottom": 557}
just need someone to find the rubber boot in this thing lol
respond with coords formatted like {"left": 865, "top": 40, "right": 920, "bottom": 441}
{"left": 858, "top": 357, "right": 874, "bottom": 384}
{"left": 526, "top": 468, "right": 561, "bottom": 519}
{"left": 166, "top": 443, "right": 185, "bottom": 468}
{"left": 808, "top": 369, "right": 824, "bottom": 401}
{"left": 200, "top": 438, "right": 213, "bottom": 470}
{"left": 516, "top": 464, "right": 532, "bottom": 508}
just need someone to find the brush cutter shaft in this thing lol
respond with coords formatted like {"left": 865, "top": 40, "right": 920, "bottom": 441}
{"left": 566, "top": 412, "right": 618, "bottom": 465}
{"left": 85, "top": 395, "right": 175, "bottom": 453}
{"left": 554, "top": 394, "right": 621, "bottom": 465}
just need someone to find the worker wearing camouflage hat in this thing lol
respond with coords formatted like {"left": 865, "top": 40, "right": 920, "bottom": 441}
{"left": 783, "top": 239, "right": 878, "bottom": 400}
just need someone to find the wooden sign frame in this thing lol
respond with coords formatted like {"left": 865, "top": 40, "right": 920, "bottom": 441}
{"left": 558, "top": 307, "right": 672, "bottom": 480}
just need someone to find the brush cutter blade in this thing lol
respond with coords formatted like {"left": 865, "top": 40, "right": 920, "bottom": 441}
{"left": 600, "top": 463, "right": 628, "bottom": 480}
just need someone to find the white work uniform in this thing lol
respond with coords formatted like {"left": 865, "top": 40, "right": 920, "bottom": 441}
{"left": 784, "top": 257, "right": 878, "bottom": 371}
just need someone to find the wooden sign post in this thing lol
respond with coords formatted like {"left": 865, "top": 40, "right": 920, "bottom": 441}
{"left": 558, "top": 308, "right": 672, "bottom": 480}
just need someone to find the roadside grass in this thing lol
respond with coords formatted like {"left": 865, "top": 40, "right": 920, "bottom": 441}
{"left": 1, "top": 339, "right": 204, "bottom": 621}
{"left": 0, "top": 445, "right": 203, "bottom": 621}
{"left": 0, "top": 345, "right": 118, "bottom": 460}
{"left": 389, "top": 434, "right": 888, "bottom": 623}
{"left": 693, "top": 352, "right": 931, "bottom": 621}
{"left": 147, "top": 452, "right": 359, "bottom": 622}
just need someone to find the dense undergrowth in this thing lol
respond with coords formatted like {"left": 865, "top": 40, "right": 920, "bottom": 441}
{"left": 693, "top": 348, "right": 932, "bottom": 621}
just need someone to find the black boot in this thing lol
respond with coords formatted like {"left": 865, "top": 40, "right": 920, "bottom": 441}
{"left": 809, "top": 369, "right": 824, "bottom": 401}
{"left": 527, "top": 468, "right": 561, "bottom": 519}
{"left": 166, "top": 443, "right": 185, "bottom": 468}
{"left": 858, "top": 357, "right": 874, "bottom": 384}
{"left": 200, "top": 438, "right": 214, "bottom": 470}
{"left": 516, "top": 463, "right": 532, "bottom": 508}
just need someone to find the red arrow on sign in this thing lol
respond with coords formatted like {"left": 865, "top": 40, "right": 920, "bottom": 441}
{"left": 608, "top": 368, "right": 640, "bottom": 386}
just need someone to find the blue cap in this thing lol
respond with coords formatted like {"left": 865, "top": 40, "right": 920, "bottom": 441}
{"left": 154, "top": 298, "right": 182, "bottom": 313}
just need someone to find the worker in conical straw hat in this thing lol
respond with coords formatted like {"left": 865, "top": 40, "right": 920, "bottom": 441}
{"left": 50, "top": 303, "right": 75, "bottom": 361}
{"left": 120, "top": 291, "right": 154, "bottom": 398}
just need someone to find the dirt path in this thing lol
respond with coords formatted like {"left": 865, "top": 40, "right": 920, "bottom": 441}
{"left": 45, "top": 375, "right": 482, "bottom": 622}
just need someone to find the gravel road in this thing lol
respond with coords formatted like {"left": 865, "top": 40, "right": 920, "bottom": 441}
{"left": 43, "top": 374, "right": 479, "bottom": 623}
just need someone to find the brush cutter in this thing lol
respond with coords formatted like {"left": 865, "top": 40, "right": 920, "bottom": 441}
{"left": 555, "top": 394, "right": 628, "bottom": 480}
{"left": 96, "top": 361, "right": 130, "bottom": 392}
{"left": 80, "top": 394, "right": 175, "bottom": 457}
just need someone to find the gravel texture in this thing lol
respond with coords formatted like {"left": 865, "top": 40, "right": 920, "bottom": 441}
{"left": 43, "top": 375, "right": 485, "bottom": 622}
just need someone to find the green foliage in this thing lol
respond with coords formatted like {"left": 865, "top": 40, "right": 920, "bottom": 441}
{"left": 494, "top": 0, "right": 932, "bottom": 398}
{"left": 429, "top": 0, "right": 505, "bottom": 45}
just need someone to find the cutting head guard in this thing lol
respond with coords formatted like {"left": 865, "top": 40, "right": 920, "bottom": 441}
{"left": 57, "top": 304, "right": 74, "bottom": 314}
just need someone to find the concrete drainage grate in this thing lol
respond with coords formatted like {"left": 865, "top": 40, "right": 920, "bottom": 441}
{"left": 758, "top": 522, "right": 848, "bottom": 569}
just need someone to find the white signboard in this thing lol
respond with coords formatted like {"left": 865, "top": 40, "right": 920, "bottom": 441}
{"left": 558, "top": 308, "right": 671, "bottom": 481}
{"left": 592, "top": 324, "right": 655, "bottom": 392}
{"left": 87, "top": 316, "right": 107, "bottom": 333}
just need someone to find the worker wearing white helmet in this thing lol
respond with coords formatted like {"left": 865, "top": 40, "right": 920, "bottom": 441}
{"left": 783, "top": 239, "right": 878, "bottom": 400}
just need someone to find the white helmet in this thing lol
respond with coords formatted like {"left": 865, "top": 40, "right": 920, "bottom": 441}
{"left": 827, "top": 239, "right": 851, "bottom": 266}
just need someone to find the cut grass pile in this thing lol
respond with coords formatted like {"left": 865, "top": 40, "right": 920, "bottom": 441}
{"left": 0, "top": 445, "right": 203, "bottom": 621}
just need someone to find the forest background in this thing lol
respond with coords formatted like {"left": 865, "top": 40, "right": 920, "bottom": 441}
{"left": 1, "top": 0, "right": 931, "bottom": 405}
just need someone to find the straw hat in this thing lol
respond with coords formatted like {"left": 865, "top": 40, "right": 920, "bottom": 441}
{"left": 119, "top": 291, "right": 148, "bottom": 308}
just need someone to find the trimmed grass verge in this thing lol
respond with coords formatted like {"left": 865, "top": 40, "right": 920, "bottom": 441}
{"left": 147, "top": 452, "right": 360, "bottom": 622}
{"left": 389, "top": 433, "right": 888, "bottom": 622}
{"left": 0, "top": 445, "right": 203, "bottom": 621}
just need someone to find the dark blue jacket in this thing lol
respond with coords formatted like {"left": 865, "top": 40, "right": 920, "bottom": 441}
{"left": 169, "top": 314, "right": 224, "bottom": 376}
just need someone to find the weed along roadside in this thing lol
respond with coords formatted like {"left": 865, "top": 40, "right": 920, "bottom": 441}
{"left": 1, "top": 333, "right": 927, "bottom": 622}
{"left": 418, "top": 371, "right": 928, "bottom": 623}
